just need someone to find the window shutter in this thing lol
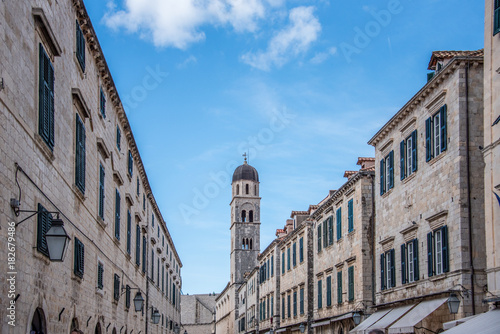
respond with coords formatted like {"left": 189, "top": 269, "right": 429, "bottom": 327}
{"left": 271, "top": 255, "right": 274, "bottom": 276}
{"left": 98, "top": 263, "right": 104, "bottom": 289}
{"left": 380, "top": 253, "right": 386, "bottom": 290}
{"left": 425, "top": 117, "right": 432, "bottom": 161}
{"left": 326, "top": 276, "right": 332, "bottom": 306}
{"left": 293, "top": 243, "right": 296, "bottom": 267}
{"left": 427, "top": 232, "right": 434, "bottom": 277}
{"left": 317, "top": 280, "right": 322, "bottom": 308}
{"left": 100, "top": 88, "right": 106, "bottom": 117}
{"left": 380, "top": 159, "right": 385, "bottom": 195}
{"left": 411, "top": 130, "right": 418, "bottom": 172}
{"left": 39, "top": 44, "right": 55, "bottom": 149}
{"left": 348, "top": 199, "right": 353, "bottom": 232}
{"left": 115, "top": 190, "right": 120, "bottom": 239}
{"left": 74, "top": 238, "right": 84, "bottom": 278}
{"left": 75, "top": 114, "right": 86, "bottom": 193}
{"left": 413, "top": 238, "right": 419, "bottom": 280}
{"left": 495, "top": 0, "right": 500, "bottom": 35}
{"left": 127, "top": 210, "right": 131, "bottom": 254}
{"left": 76, "top": 21, "right": 85, "bottom": 71}
{"left": 336, "top": 208, "right": 342, "bottom": 240}
{"left": 337, "top": 271, "right": 342, "bottom": 304}
{"left": 348, "top": 266, "right": 354, "bottom": 301}
{"left": 389, "top": 151, "right": 394, "bottom": 189}
{"left": 317, "top": 224, "right": 322, "bottom": 252}
{"left": 401, "top": 244, "right": 406, "bottom": 284}
{"left": 400, "top": 140, "right": 406, "bottom": 180}
{"left": 299, "top": 237, "right": 303, "bottom": 263}
{"left": 440, "top": 105, "right": 447, "bottom": 152}
{"left": 323, "top": 219, "right": 328, "bottom": 248}
{"left": 114, "top": 274, "right": 120, "bottom": 301}
{"left": 136, "top": 224, "right": 140, "bottom": 266}
{"left": 282, "top": 252, "right": 285, "bottom": 274}
{"left": 99, "top": 165, "right": 105, "bottom": 219}
{"left": 287, "top": 247, "right": 291, "bottom": 270}
{"left": 128, "top": 150, "right": 133, "bottom": 176}
{"left": 442, "top": 226, "right": 449, "bottom": 273}
{"left": 142, "top": 236, "right": 146, "bottom": 273}
{"left": 328, "top": 217, "right": 333, "bottom": 244}
{"left": 116, "top": 126, "right": 121, "bottom": 151}
{"left": 37, "top": 203, "right": 52, "bottom": 257}
{"left": 390, "top": 249, "right": 396, "bottom": 287}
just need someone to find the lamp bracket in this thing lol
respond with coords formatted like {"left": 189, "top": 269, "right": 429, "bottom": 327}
{"left": 13, "top": 209, "right": 60, "bottom": 227}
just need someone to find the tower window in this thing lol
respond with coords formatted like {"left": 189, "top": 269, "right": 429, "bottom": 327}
{"left": 250, "top": 239, "right": 253, "bottom": 250}
{"left": 241, "top": 210, "right": 246, "bottom": 222}
{"left": 254, "top": 184, "right": 257, "bottom": 195}
{"left": 249, "top": 210, "right": 254, "bottom": 222}
{"left": 246, "top": 184, "right": 249, "bottom": 194}
{"left": 236, "top": 185, "right": 239, "bottom": 195}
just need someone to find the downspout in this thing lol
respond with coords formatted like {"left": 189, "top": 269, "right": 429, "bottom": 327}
{"left": 371, "top": 174, "right": 376, "bottom": 305}
{"left": 465, "top": 59, "right": 476, "bottom": 315}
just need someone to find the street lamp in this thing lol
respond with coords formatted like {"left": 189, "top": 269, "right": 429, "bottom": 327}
{"left": 43, "top": 217, "right": 71, "bottom": 261}
{"left": 174, "top": 324, "right": 181, "bottom": 334}
{"left": 353, "top": 312, "right": 361, "bottom": 325}
{"left": 151, "top": 309, "right": 160, "bottom": 324}
{"left": 133, "top": 292, "right": 144, "bottom": 312}
{"left": 184, "top": 330, "right": 187, "bottom": 334}
{"left": 447, "top": 293, "right": 460, "bottom": 314}
{"left": 299, "top": 323, "right": 305, "bottom": 333}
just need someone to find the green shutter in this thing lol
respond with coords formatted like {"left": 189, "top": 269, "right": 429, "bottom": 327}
{"left": 126, "top": 285, "right": 131, "bottom": 308}
{"left": 116, "top": 126, "right": 121, "bottom": 151}
{"left": 38, "top": 44, "right": 55, "bottom": 149}
{"left": 75, "top": 114, "right": 86, "bottom": 193}
{"left": 74, "top": 237, "right": 84, "bottom": 278}
{"left": 318, "top": 280, "right": 322, "bottom": 308}
{"left": 389, "top": 151, "right": 394, "bottom": 189}
{"left": 348, "top": 266, "right": 354, "bottom": 301}
{"left": 401, "top": 244, "right": 407, "bottom": 284}
{"left": 328, "top": 216, "right": 333, "bottom": 244}
{"left": 292, "top": 243, "right": 296, "bottom": 267}
{"left": 337, "top": 271, "right": 342, "bottom": 304}
{"left": 115, "top": 190, "right": 120, "bottom": 239}
{"left": 348, "top": 199, "right": 353, "bottom": 232}
{"left": 427, "top": 232, "right": 434, "bottom": 277}
{"left": 114, "top": 274, "right": 120, "bottom": 300}
{"left": 326, "top": 276, "right": 332, "bottom": 306}
{"left": 440, "top": 105, "right": 447, "bottom": 152}
{"left": 299, "top": 237, "right": 303, "bottom": 262}
{"left": 390, "top": 249, "right": 396, "bottom": 287}
{"left": 36, "top": 203, "right": 52, "bottom": 257}
{"left": 282, "top": 251, "right": 285, "bottom": 274}
{"left": 400, "top": 140, "right": 406, "bottom": 180}
{"left": 425, "top": 117, "right": 432, "bottom": 161}
{"left": 380, "top": 159, "right": 385, "bottom": 195}
{"left": 76, "top": 21, "right": 85, "bottom": 71}
{"left": 287, "top": 247, "right": 291, "bottom": 270}
{"left": 411, "top": 130, "right": 418, "bottom": 172}
{"left": 97, "top": 263, "right": 104, "bottom": 289}
{"left": 336, "top": 208, "right": 342, "bottom": 240}
{"left": 413, "top": 238, "right": 420, "bottom": 280}
{"left": 323, "top": 218, "right": 328, "bottom": 248}
{"left": 128, "top": 150, "right": 133, "bottom": 176}
{"left": 317, "top": 224, "right": 322, "bottom": 252}
{"left": 494, "top": 0, "right": 500, "bottom": 35}
{"left": 127, "top": 210, "right": 131, "bottom": 254}
{"left": 136, "top": 224, "right": 141, "bottom": 265}
{"left": 442, "top": 226, "right": 449, "bottom": 273}
{"left": 271, "top": 255, "right": 274, "bottom": 276}
{"left": 380, "top": 253, "right": 386, "bottom": 290}
{"left": 99, "top": 164, "right": 105, "bottom": 219}
{"left": 100, "top": 87, "right": 106, "bottom": 117}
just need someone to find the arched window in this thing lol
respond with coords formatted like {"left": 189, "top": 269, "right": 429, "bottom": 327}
{"left": 241, "top": 210, "right": 246, "bottom": 222}
{"left": 246, "top": 184, "right": 249, "bottom": 194}
{"left": 71, "top": 318, "right": 80, "bottom": 333}
{"left": 242, "top": 239, "right": 245, "bottom": 249}
{"left": 250, "top": 239, "right": 253, "bottom": 250}
{"left": 95, "top": 322, "right": 102, "bottom": 334}
{"left": 236, "top": 184, "right": 239, "bottom": 195}
{"left": 112, "top": 328, "right": 117, "bottom": 334}
{"left": 249, "top": 210, "right": 254, "bottom": 222}
{"left": 31, "top": 308, "right": 47, "bottom": 334}
{"left": 255, "top": 184, "right": 257, "bottom": 195}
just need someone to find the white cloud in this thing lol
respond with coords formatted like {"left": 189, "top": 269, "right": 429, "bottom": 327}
{"left": 241, "top": 6, "right": 321, "bottom": 71}
{"left": 103, "top": 0, "right": 283, "bottom": 49}
{"left": 310, "top": 46, "right": 337, "bottom": 64}
{"left": 177, "top": 55, "right": 198, "bottom": 69}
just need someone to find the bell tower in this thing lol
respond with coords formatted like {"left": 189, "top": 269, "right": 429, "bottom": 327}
{"left": 230, "top": 155, "right": 260, "bottom": 284}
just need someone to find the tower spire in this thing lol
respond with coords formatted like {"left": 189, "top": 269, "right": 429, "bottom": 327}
{"left": 242, "top": 152, "right": 248, "bottom": 164}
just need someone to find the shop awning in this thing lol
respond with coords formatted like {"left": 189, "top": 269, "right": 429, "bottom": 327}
{"left": 442, "top": 309, "right": 500, "bottom": 334}
{"left": 365, "top": 304, "right": 415, "bottom": 332}
{"left": 388, "top": 298, "right": 448, "bottom": 333}
{"left": 349, "top": 308, "right": 391, "bottom": 334}
{"left": 275, "top": 328, "right": 287, "bottom": 333}
{"left": 333, "top": 312, "right": 354, "bottom": 322}
{"left": 311, "top": 319, "right": 331, "bottom": 328}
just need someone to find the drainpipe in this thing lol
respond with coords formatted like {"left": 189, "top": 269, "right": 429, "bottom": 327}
{"left": 465, "top": 59, "right": 476, "bottom": 315}
{"left": 371, "top": 174, "right": 376, "bottom": 306}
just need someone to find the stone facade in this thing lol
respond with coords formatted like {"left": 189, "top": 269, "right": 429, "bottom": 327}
{"left": 181, "top": 294, "right": 218, "bottom": 334}
{"left": 0, "top": 0, "right": 182, "bottom": 333}
{"left": 484, "top": 0, "right": 500, "bottom": 301}
{"left": 364, "top": 51, "right": 486, "bottom": 332}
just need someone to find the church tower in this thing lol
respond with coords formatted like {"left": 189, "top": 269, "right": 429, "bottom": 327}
{"left": 230, "top": 156, "right": 260, "bottom": 284}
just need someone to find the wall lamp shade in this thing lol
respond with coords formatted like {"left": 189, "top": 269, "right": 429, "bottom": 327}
{"left": 184, "top": 331, "right": 188, "bottom": 334}
{"left": 299, "top": 323, "right": 305, "bottom": 333}
{"left": 447, "top": 293, "right": 460, "bottom": 314}
{"left": 133, "top": 292, "right": 144, "bottom": 312}
{"left": 151, "top": 309, "right": 160, "bottom": 324}
{"left": 45, "top": 218, "right": 70, "bottom": 262}
{"left": 353, "top": 312, "right": 362, "bottom": 325}
{"left": 174, "top": 324, "right": 180, "bottom": 334}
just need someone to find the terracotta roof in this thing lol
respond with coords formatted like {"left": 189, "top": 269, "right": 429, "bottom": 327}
{"left": 357, "top": 157, "right": 375, "bottom": 164}
{"left": 290, "top": 211, "right": 309, "bottom": 218}
{"left": 361, "top": 166, "right": 375, "bottom": 172}
{"left": 344, "top": 171, "right": 357, "bottom": 178}
{"left": 428, "top": 49, "right": 483, "bottom": 70}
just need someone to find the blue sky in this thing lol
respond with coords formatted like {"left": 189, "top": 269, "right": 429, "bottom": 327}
{"left": 83, "top": 0, "right": 484, "bottom": 294}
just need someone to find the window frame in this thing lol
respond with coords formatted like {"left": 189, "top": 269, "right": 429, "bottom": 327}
{"left": 380, "top": 151, "right": 394, "bottom": 195}
{"left": 75, "top": 20, "right": 85, "bottom": 72}
{"left": 114, "top": 189, "right": 121, "bottom": 240}
{"left": 98, "top": 164, "right": 105, "bottom": 220}
{"left": 400, "top": 130, "right": 418, "bottom": 180}
{"left": 427, "top": 226, "right": 449, "bottom": 277}
{"left": 380, "top": 249, "right": 396, "bottom": 290}
{"left": 74, "top": 237, "right": 85, "bottom": 279}
{"left": 75, "top": 113, "right": 86, "bottom": 194}
{"left": 425, "top": 105, "right": 447, "bottom": 162}
{"left": 317, "top": 279, "right": 323, "bottom": 309}
{"left": 38, "top": 44, "right": 55, "bottom": 150}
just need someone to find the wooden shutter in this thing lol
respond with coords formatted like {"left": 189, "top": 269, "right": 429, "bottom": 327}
{"left": 74, "top": 237, "right": 84, "bottom": 278}
{"left": 348, "top": 266, "right": 354, "bottom": 301}
{"left": 299, "top": 237, "right": 303, "bottom": 262}
{"left": 336, "top": 208, "right": 342, "bottom": 240}
{"left": 427, "top": 232, "right": 434, "bottom": 277}
{"left": 99, "top": 164, "right": 105, "bottom": 219}
{"left": 76, "top": 21, "right": 85, "bottom": 71}
{"left": 442, "top": 226, "right": 449, "bottom": 273}
{"left": 400, "top": 140, "right": 406, "bottom": 180}
{"left": 425, "top": 117, "right": 432, "bottom": 161}
{"left": 380, "top": 253, "right": 386, "bottom": 290}
{"left": 37, "top": 203, "right": 52, "bottom": 257}
{"left": 128, "top": 150, "right": 133, "bottom": 176}
{"left": 136, "top": 225, "right": 140, "bottom": 265}
{"left": 116, "top": 126, "right": 121, "bottom": 150}
{"left": 113, "top": 274, "right": 120, "bottom": 300}
{"left": 389, "top": 151, "right": 394, "bottom": 189}
{"left": 271, "top": 255, "right": 274, "bottom": 276}
{"left": 328, "top": 216, "right": 333, "bottom": 244}
{"left": 127, "top": 210, "right": 131, "bottom": 254}
{"left": 282, "top": 251, "right": 285, "bottom": 274}
{"left": 380, "top": 159, "right": 385, "bottom": 195}
{"left": 390, "top": 249, "right": 396, "bottom": 287}
{"left": 348, "top": 200, "right": 353, "bottom": 232}
{"left": 100, "top": 87, "right": 106, "bottom": 117}
{"left": 317, "top": 280, "right": 322, "bottom": 308}
{"left": 440, "top": 105, "right": 447, "bottom": 152}
{"left": 413, "top": 238, "right": 419, "bottom": 280}
{"left": 495, "top": 0, "right": 500, "bottom": 35}
{"left": 97, "top": 263, "right": 104, "bottom": 289}
{"left": 401, "top": 244, "right": 407, "bottom": 284}
{"left": 115, "top": 190, "right": 120, "bottom": 239}
{"left": 411, "top": 130, "right": 418, "bottom": 172}
{"left": 326, "top": 276, "right": 332, "bottom": 306}
{"left": 292, "top": 243, "right": 296, "bottom": 267}
{"left": 337, "top": 271, "right": 342, "bottom": 304}
{"left": 75, "top": 114, "right": 86, "bottom": 193}
{"left": 142, "top": 236, "right": 146, "bottom": 273}
{"left": 38, "top": 44, "right": 55, "bottom": 149}
{"left": 323, "top": 219, "right": 328, "bottom": 248}
{"left": 317, "top": 224, "right": 322, "bottom": 252}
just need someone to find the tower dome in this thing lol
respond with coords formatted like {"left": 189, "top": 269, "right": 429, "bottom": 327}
{"left": 232, "top": 160, "right": 259, "bottom": 183}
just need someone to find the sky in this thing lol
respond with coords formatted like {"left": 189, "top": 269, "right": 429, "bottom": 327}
{"left": 82, "top": 0, "right": 484, "bottom": 294}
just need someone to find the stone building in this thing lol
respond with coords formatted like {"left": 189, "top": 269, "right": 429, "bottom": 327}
{"left": 484, "top": 0, "right": 500, "bottom": 303}
{"left": 256, "top": 239, "right": 280, "bottom": 333}
{"left": 353, "top": 50, "right": 486, "bottom": 334}
{"left": 311, "top": 159, "right": 375, "bottom": 334}
{"left": 181, "top": 294, "right": 218, "bottom": 334}
{"left": 0, "top": 0, "right": 182, "bottom": 333}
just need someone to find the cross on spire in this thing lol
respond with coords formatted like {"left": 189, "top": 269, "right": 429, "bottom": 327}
{"left": 242, "top": 152, "right": 248, "bottom": 163}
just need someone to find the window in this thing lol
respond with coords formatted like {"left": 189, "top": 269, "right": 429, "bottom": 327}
{"left": 317, "top": 223, "right": 322, "bottom": 253}
{"left": 128, "top": 150, "right": 133, "bottom": 177}
{"left": 293, "top": 291, "right": 297, "bottom": 316}
{"left": 38, "top": 44, "right": 55, "bottom": 150}
{"left": 402, "top": 239, "right": 419, "bottom": 284}
{"left": 426, "top": 105, "right": 447, "bottom": 161}
{"left": 151, "top": 250, "right": 155, "bottom": 280}
{"left": 400, "top": 131, "right": 417, "bottom": 182}
{"left": 287, "top": 294, "right": 291, "bottom": 318}
{"left": 292, "top": 242, "right": 297, "bottom": 267}
{"left": 326, "top": 276, "right": 332, "bottom": 307}
{"left": 380, "top": 151, "right": 394, "bottom": 195}
{"left": 75, "top": 21, "right": 85, "bottom": 71}
{"left": 336, "top": 208, "right": 342, "bottom": 240}
{"left": 36, "top": 203, "right": 52, "bottom": 257}
{"left": 113, "top": 274, "right": 120, "bottom": 301}
{"left": 271, "top": 255, "right": 274, "bottom": 277}
{"left": 100, "top": 87, "right": 106, "bottom": 118}
{"left": 98, "top": 164, "right": 105, "bottom": 220}
{"left": 337, "top": 271, "right": 343, "bottom": 304}
{"left": 300, "top": 287, "right": 304, "bottom": 314}
{"left": 143, "top": 194, "right": 145, "bottom": 211}
{"left": 348, "top": 266, "right": 354, "bottom": 301}
{"left": 75, "top": 113, "right": 86, "bottom": 193}
{"left": 125, "top": 285, "right": 131, "bottom": 309}
{"left": 152, "top": 214, "right": 155, "bottom": 227}
{"left": 135, "top": 224, "right": 141, "bottom": 266}
{"left": 380, "top": 249, "right": 395, "bottom": 290}
{"left": 317, "top": 280, "right": 322, "bottom": 309}
{"left": 299, "top": 237, "right": 304, "bottom": 263}
{"left": 287, "top": 247, "right": 291, "bottom": 270}
{"left": 246, "top": 184, "right": 249, "bottom": 194}
{"left": 348, "top": 199, "right": 354, "bottom": 232}
{"left": 282, "top": 251, "right": 285, "bottom": 274}
{"left": 142, "top": 236, "right": 147, "bottom": 273}
{"left": 427, "top": 226, "right": 449, "bottom": 277}
{"left": 116, "top": 126, "right": 121, "bottom": 151}
{"left": 126, "top": 210, "right": 131, "bottom": 254}
{"left": 74, "top": 237, "right": 85, "bottom": 278}
{"left": 97, "top": 262, "right": 104, "bottom": 289}
{"left": 328, "top": 216, "right": 333, "bottom": 245}
{"left": 136, "top": 177, "right": 140, "bottom": 196}
{"left": 115, "top": 189, "right": 120, "bottom": 240}
{"left": 162, "top": 265, "right": 165, "bottom": 292}
{"left": 495, "top": 0, "right": 500, "bottom": 35}
{"left": 282, "top": 295, "right": 285, "bottom": 319}
{"left": 271, "top": 295, "right": 274, "bottom": 317}
{"left": 157, "top": 258, "right": 160, "bottom": 285}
